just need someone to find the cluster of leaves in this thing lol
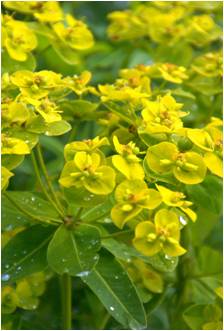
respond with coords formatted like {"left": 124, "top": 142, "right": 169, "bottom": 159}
{"left": 1, "top": 1, "right": 223, "bottom": 330}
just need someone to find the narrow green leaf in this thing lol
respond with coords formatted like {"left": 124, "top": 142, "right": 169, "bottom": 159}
{"left": 2, "top": 195, "right": 30, "bottom": 231}
{"left": 2, "top": 225, "right": 55, "bottom": 283}
{"left": 82, "top": 251, "right": 147, "bottom": 329}
{"left": 102, "top": 238, "right": 178, "bottom": 273}
{"left": 4, "top": 192, "right": 60, "bottom": 222}
{"left": 47, "top": 224, "right": 101, "bottom": 276}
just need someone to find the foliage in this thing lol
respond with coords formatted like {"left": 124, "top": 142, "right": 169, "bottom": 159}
{"left": 1, "top": 1, "right": 223, "bottom": 330}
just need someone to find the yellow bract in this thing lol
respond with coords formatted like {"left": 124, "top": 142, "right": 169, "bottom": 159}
{"left": 64, "top": 136, "right": 109, "bottom": 161}
{"left": 133, "top": 209, "right": 186, "bottom": 257}
{"left": 59, "top": 151, "right": 116, "bottom": 195}
{"left": 1, "top": 166, "right": 14, "bottom": 191}
{"left": 156, "top": 185, "right": 197, "bottom": 222}
{"left": 63, "top": 71, "right": 96, "bottom": 96}
{"left": 1, "top": 135, "right": 30, "bottom": 155}
{"left": 53, "top": 14, "right": 94, "bottom": 50}
{"left": 2, "top": 15, "right": 37, "bottom": 61}
{"left": 111, "top": 179, "right": 161, "bottom": 228}
{"left": 146, "top": 141, "right": 207, "bottom": 184}
{"left": 112, "top": 136, "right": 144, "bottom": 180}
{"left": 99, "top": 76, "right": 151, "bottom": 104}
{"left": 3, "top": 2, "right": 63, "bottom": 23}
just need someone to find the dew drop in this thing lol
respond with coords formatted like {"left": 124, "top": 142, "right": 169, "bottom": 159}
{"left": 165, "top": 254, "right": 172, "bottom": 260}
{"left": 76, "top": 271, "right": 90, "bottom": 277}
{"left": 4, "top": 264, "right": 10, "bottom": 269}
{"left": 109, "top": 306, "right": 114, "bottom": 311}
{"left": 179, "top": 216, "right": 187, "bottom": 226}
{"left": 2, "top": 274, "right": 10, "bottom": 281}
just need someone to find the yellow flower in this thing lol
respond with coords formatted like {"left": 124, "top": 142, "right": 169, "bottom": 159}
{"left": 111, "top": 179, "right": 162, "bottom": 228}
{"left": 146, "top": 142, "right": 207, "bottom": 184}
{"left": 148, "top": 63, "right": 188, "bottom": 84}
{"left": 191, "top": 51, "right": 223, "bottom": 77}
{"left": 203, "top": 127, "right": 223, "bottom": 177}
{"left": 1, "top": 134, "right": 30, "bottom": 155}
{"left": 186, "top": 15, "right": 222, "bottom": 47}
{"left": 59, "top": 151, "right": 116, "bottom": 195}
{"left": 2, "top": 15, "right": 37, "bottom": 61}
{"left": 2, "top": 100, "right": 30, "bottom": 127}
{"left": 11, "top": 70, "right": 62, "bottom": 99}
{"left": 63, "top": 71, "right": 96, "bottom": 96}
{"left": 3, "top": 2, "right": 63, "bottom": 23}
{"left": 53, "top": 14, "right": 94, "bottom": 50}
{"left": 24, "top": 98, "right": 62, "bottom": 123}
{"left": 1, "top": 286, "right": 18, "bottom": 314}
{"left": 133, "top": 209, "right": 186, "bottom": 257}
{"left": 99, "top": 76, "right": 151, "bottom": 104}
{"left": 1, "top": 166, "right": 14, "bottom": 190}
{"left": 156, "top": 184, "right": 197, "bottom": 222}
{"left": 112, "top": 136, "right": 144, "bottom": 180}
{"left": 64, "top": 136, "right": 109, "bottom": 161}
{"left": 140, "top": 94, "right": 187, "bottom": 134}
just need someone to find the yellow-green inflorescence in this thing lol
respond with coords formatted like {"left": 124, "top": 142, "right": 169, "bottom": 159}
{"left": 1, "top": 1, "right": 223, "bottom": 275}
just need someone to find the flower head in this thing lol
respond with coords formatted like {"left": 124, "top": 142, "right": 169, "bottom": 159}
{"left": 133, "top": 209, "right": 186, "bottom": 257}
{"left": 59, "top": 151, "right": 116, "bottom": 195}
{"left": 111, "top": 179, "right": 161, "bottom": 228}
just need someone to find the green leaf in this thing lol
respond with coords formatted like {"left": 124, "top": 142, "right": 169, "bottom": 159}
{"left": 81, "top": 198, "right": 114, "bottom": 223}
{"left": 82, "top": 251, "right": 147, "bottom": 329}
{"left": 2, "top": 225, "right": 55, "bottom": 283}
{"left": 2, "top": 50, "right": 36, "bottom": 74}
{"left": 4, "top": 192, "right": 61, "bottom": 222}
{"left": 186, "top": 175, "right": 222, "bottom": 215}
{"left": 45, "top": 120, "right": 71, "bottom": 136}
{"left": 51, "top": 39, "right": 81, "bottom": 65}
{"left": 1, "top": 155, "right": 24, "bottom": 170}
{"left": 63, "top": 186, "right": 104, "bottom": 207}
{"left": 47, "top": 224, "right": 101, "bottom": 276}
{"left": 170, "top": 88, "right": 196, "bottom": 100}
{"left": 2, "top": 195, "right": 30, "bottom": 231}
{"left": 102, "top": 238, "right": 178, "bottom": 273}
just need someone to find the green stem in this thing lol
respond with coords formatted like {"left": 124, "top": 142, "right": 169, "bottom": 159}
{"left": 101, "top": 229, "right": 134, "bottom": 239}
{"left": 31, "top": 151, "right": 64, "bottom": 218}
{"left": 3, "top": 192, "right": 60, "bottom": 226}
{"left": 61, "top": 274, "right": 72, "bottom": 330}
{"left": 36, "top": 144, "right": 64, "bottom": 214}
{"left": 99, "top": 312, "right": 110, "bottom": 330}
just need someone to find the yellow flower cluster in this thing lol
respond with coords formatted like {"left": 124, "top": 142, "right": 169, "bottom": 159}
{"left": 107, "top": 2, "right": 222, "bottom": 47}
{"left": 2, "top": 2, "right": 94, "bottom": 63}
{"left": 1, "top": 69, "right": 96, "bottom": 190}
{"left": 2, "top": 272, "right": 47, "bottom": 314}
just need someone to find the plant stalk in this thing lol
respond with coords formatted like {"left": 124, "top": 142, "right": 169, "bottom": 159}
{"left": 31, "top": 151, "right": 64, "bottom": 218}
{"left": 61, "top": 273, "right": 72, "bottom": 330}
{"left": 36, "top": 144, "right": 64, "bottom": 214}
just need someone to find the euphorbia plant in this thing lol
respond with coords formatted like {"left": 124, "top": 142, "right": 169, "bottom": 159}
{"left": 1, "top": 1, "right": 223, "bottom": 330}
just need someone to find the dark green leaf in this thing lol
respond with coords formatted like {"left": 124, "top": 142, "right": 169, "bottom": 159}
{"left": 102, "top": 238, "right": 178, "bottom": 273}
{"left": 82, "top": 251, "right": 146, "bottom": 329}
{"left": 4, "top": 192, "right": 60, "bottom": 222}
{"left": 2, "top": 225, "right": 54, "bottom": 283}
{"left": 47, "top": 224, "right": 101, "bottom": 276}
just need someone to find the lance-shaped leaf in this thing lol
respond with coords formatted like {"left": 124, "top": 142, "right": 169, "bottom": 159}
{"left": 82, "top": 251, "right": 147, "bottom": 329}
{"left": 102, "top": 238, "right": 178, "bottom": 273}
{"left": 2, "top": 225, "right": 55, "bottom": 283}
{"left": 47, "top": 224, "right": 101, "bottom": 276}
